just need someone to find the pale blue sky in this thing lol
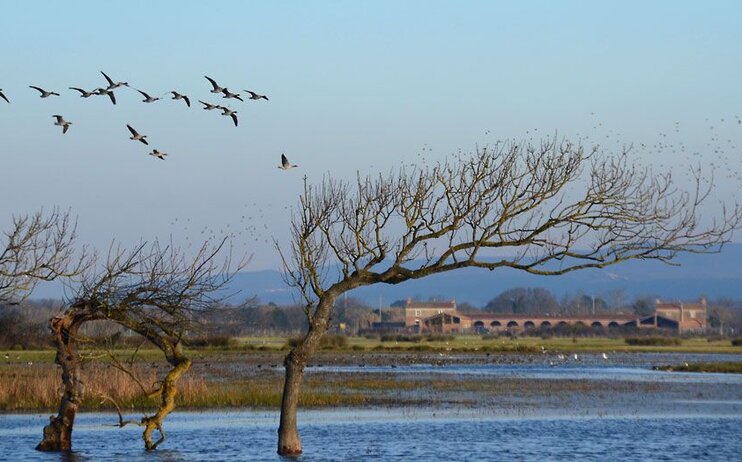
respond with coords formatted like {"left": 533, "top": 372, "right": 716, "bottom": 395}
{"left": 1, "top": 1, "right": 741, "bottom": 269}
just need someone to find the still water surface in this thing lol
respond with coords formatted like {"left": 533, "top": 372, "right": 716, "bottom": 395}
{"left": 1, "top": 358, "right": 740, "bottom": 461}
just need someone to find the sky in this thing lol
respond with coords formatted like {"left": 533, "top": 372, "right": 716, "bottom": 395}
{"left": 1, "top": 1, "right": 741, "bottom": 271}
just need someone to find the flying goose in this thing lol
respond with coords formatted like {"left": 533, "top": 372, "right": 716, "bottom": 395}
{"left": 126, "top": 124, "right": 148, "bottom": 145}
{"left": 29, "top": 86, "right": 60, "bottom": 98}
{"left": 69, "top": 87, "right": 96, "bottom": 98}
{"left": 52, "top": 115, "right": 71, "bottom": 134}
{"left": 0, "top": 89, "right": 8, "bottom": 103}
{"left": 170, "top": 91, "right": 191, "bottom": 107}
{"left": 101, "top": 71, "right": 128, "bottom": 89}
{"left": 205, "top": 75, "right": 225, "bottom": 94}
{"left": 199, "top": 100, "right": 220, "bottom": 110}
{"left": 137, "top": 89, "right": 160, "bottom": 103}
{"left": 93, "top": 87, "right": 117, "bottom": 104}
{"left": 278, "top": 154, "right": 298, "bottom": 170}
{"left": 149, "top": 149, "right": 167, "bottom": 160}
{"left": 245, "top": 90, "right": 268, "bottom": 101}
{"left": 220, "top": 106, "right": 238, "bottom": 126}
{"left": 221, "top": 88, "right": 243, "bottom": 101}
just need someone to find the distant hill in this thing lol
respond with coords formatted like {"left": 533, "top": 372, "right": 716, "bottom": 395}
{"left": 31, "top": 244, "right": 742, "bottom": 306}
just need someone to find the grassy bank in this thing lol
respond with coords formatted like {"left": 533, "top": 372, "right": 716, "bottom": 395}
{"left": 654, "top": 362, "right": 742, "bottom": 373}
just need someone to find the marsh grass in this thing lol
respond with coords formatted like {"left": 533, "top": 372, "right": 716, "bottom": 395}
{"left": 655, "top": 362, "right": 742, "bottom": 373}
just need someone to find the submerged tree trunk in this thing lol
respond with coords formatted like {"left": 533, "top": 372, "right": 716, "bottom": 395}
{"left": 140, "top": 348, "right": 192, "bottom": 451}
{"left": 277, "top": 296, "right": 335, "bottom": 456}
{"left": 36, "top": 313, "right": 88, "bottom": 451}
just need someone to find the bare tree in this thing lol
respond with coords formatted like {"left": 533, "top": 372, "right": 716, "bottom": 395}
{"left": 276, "top": 138, "right": 741, "bottom": 455}
{"left": 37, "top": 238, "right": 240, "bottom": 452}
{"left": 1, "top": 208, "right": 87, "bottom": 304}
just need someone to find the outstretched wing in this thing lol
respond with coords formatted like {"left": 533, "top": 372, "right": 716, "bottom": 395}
{"left": 183, "top": 95, "right": 191, "bottom": 107}
{"left": 126, "top": 124, "right": 139, "bottom": 136}
{"left": 230, "top": 113, "right": 238, "bottom": 127}
{"left": 101, "top": 71, "right": 115, "bottom": 87}
{"left": 281, "top": 154, "right": 289, "bottom": 167}
{"left": 0, "top": 91, "right": 9, "bottom": 103}
{"left": 29, "top": 86, "right": 45, "bottom": 94}
{"left": 205, "top": 75, "right": 219, "bottom": 90}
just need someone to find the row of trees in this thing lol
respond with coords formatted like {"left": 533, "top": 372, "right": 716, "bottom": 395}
{"left": 3, "top": 137, "right": 740, "bottom": 455}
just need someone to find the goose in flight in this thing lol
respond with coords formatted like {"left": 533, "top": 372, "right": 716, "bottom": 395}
{"left": 93, "top": 87, "right": 117, "bottom": 104}
{"left": 29, "top": 86, "right": 60, "bottom": 98}
{"left": 205, "top": 75, "right": 225, "bottom": 94}
{"left": 126, "top": 124, "right": 148, "bottom": 145}
{"left": 245, "top": 90, "right": 268, "bottom": 101}
{"left": 101, "top": 71, "right": 128, "bottom": 89}
{"left": 199, "top": 100, "right": 220, "bottom": 110}
{"left": 221, "top": 88, "right": 243, "bottom": 102}
{"left": 52, "top": 115, "right": 71, "bottom": 134}
{"left": 137, "top": 89, "right": 160, "bottom": 103}
{"left": 0, "top": 89, "right": 8, "bottom": 103}
{"left": 220, "top": 106, "right": 238, "bottom": 126}
{"left": 69, "top": 87, "right": 96, "bottom": 98}
{"left": 149, "top": 149, "right": 167, "bottom": 160}
{"left": 170, "top": 91, "right": 191, "bottom": 107}
{"left": 278, "top": 154, "right": 298, "bottom": 170}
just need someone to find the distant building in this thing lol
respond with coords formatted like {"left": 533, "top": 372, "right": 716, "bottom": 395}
{"left": 403, "top": 298, "right": 457, "bottom": 330}
{"left": 654, "top": 299, "right": 707, "bottom": 332}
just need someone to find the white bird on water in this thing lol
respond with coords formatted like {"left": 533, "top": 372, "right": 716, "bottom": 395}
{"left": 278, "top": 154, "right": 298, "bottom": 170}
{"left": 52, "top": 115, "right": 71, "bottom": 134}
{"left": 573, "top": 353, "right": 578, "bottom": 360}
{"left": 126, "top": 124, "right": 148, "bottom": 145}
{"left": 602, "top": 353, "right": 608, "bottom": 360}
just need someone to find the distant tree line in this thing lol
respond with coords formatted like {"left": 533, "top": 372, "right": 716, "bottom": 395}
{"left": 3, "top": 289, "right": 742, "bottom": 349}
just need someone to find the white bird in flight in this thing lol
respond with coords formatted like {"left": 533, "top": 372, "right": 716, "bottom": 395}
{"left": 101, "top": 71, "right": 128, "bottom": 89}
{"left": 137, "top": 89, "right": 160, "bottom": 103}
{"left": 126, "top": 124, "right": 148, "bottom": 145}
{"left": 170, "top": 91, "right": 191, "bottom": 107}
{"left": 52, "top": 115, "right": 71, "bottom": 134}
{"left": 29, "top": 86, "right": 60, "bottom": 98}
{"left": 245, "top": 90, "right": 268, "bottom": 101}
{"left": 69, "top": 87, "right": 96, "bottom": 98}
{"left": 278, "top": 154, "right": 298, "bottom": 170}
{"left": 93, "top": 87, "right": 117, "bottom": 105}
{"left": 220, "top": 106, "right": 238, "bottom": 126}
{"left": 205, "top": 75, "right": 225, "bottom": 94}
{"left": 149, "top": 149, "right": 167, "bottom": 160}
{"left": 221, "top": 88, "right": 243, "bottom": 102}
{"left": 199, "top": 100, "right": 220, "bottom": 110}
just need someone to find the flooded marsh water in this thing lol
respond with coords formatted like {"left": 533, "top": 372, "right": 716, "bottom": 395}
{"left": 1, "top": 353, "right": 740, "bottom": 461}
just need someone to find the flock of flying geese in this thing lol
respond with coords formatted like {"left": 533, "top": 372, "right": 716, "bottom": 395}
{"left": 0, "top": 72, "right": 299, "bottom": 169}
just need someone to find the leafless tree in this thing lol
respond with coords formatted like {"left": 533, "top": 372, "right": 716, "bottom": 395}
{"left": 37, "top": 238, "right": 242, "bottom": 452}
{"left": 1, "top": 208, "right": 88, "bottom": 304}
{"left": 276, "top": 137, "right": 741, "bottom": 455}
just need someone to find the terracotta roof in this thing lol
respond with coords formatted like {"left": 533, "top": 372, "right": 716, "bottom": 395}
{"left": 448, "top": 313, "right": 638, "bottom": 321}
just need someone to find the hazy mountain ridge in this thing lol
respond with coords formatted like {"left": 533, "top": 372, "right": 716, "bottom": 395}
{"left": 31, "top": 244, "right": 742, "bottom": 305}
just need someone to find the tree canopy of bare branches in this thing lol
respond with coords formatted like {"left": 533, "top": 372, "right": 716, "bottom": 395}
{"left": 37, "top": 237, "right": 242, "bottom": 452}
{"left": 1, "top": 208, "right": 88, "bottom": 304}
{"left": 275, "top": 137, "right": 741, "bottom": 455}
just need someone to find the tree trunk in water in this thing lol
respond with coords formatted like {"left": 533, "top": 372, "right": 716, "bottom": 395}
{"left": 141, "top": 348, "right": 191, "bottom": 450}
{"left": 277, "top": 296, "right": 334, "bottom": 456}
{"left": 36, "top": 314, "right": 85, "bottom": 451}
